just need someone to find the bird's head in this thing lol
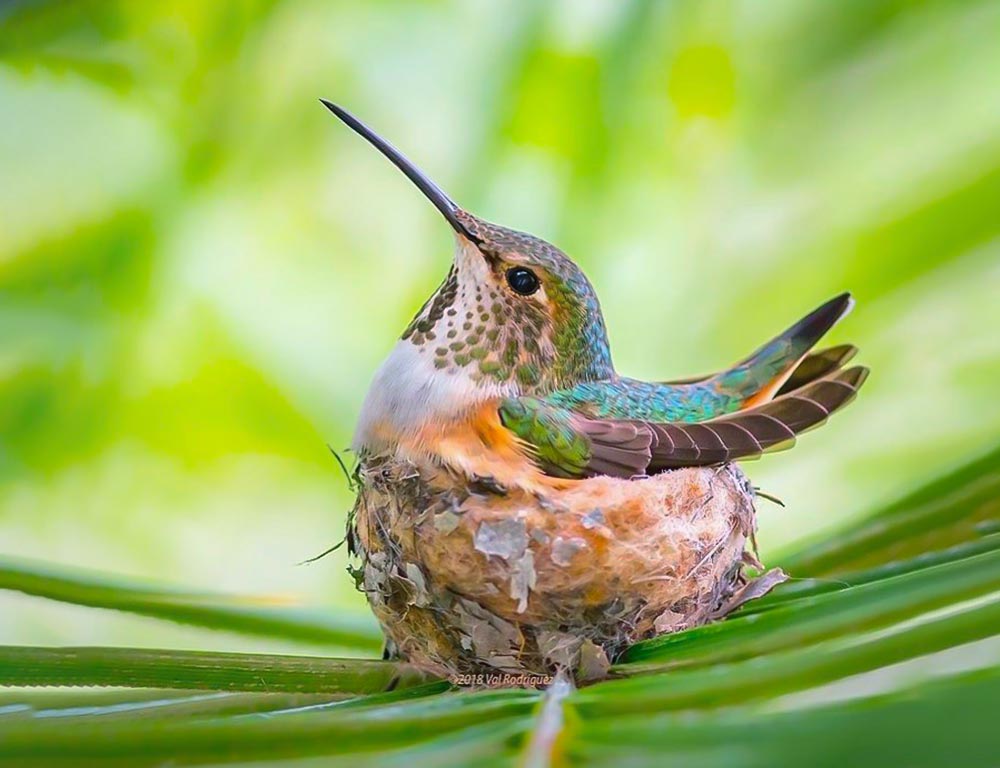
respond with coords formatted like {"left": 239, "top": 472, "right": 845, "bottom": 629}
{"left": 323, "top": 100, "right": 613, "bottom": 394}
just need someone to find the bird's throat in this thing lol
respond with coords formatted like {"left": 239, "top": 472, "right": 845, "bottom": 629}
{"left": 352, "top": 339, "right": 516, "bottom": 454}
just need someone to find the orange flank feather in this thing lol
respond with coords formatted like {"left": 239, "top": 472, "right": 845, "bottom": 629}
{"left": 382, "top": 403, "right": 556, "bottom": 491}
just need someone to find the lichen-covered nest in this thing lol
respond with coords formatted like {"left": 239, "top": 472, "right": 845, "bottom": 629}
{"left": 347, "top": 456, "right": 785, "bottom": 682}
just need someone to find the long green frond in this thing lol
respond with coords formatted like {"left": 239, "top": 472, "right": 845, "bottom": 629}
{"left": 0, "top": 557, "right": 382, "bottom": 652}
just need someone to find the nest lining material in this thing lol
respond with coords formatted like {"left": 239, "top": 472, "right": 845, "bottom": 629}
{"left": 348, "top": 455, "right": 785, "bottom": 681}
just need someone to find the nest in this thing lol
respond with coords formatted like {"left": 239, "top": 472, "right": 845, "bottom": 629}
{"left": 347, "top": 456, "right": 785, "bottom": 682}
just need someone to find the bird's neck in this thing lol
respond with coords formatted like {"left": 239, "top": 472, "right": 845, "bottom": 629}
{"left": 546, "top": 283, "right": 614, "bottom": 385}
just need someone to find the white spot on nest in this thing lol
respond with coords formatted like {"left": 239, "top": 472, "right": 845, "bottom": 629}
{"left": 474, "top": 519, "right": 528, "bottom": 560}
{"left": 434, "top": 510, "right": 462, "bottom": 533}
{"left": 531, "top": 529, "right": 550, "bottom": 545}
{"left": 403, "top": 562, "right": 430, "bottom": 607}
{"left": 551, "top": 536, "right": 586, "bottom": 566}
{"left": 510, "top": 550, "right": 537, "bottom": 613}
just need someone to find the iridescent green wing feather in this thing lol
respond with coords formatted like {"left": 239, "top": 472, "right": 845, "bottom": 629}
{"left": 498, "top": 397, "right": 652, "bottom": 479}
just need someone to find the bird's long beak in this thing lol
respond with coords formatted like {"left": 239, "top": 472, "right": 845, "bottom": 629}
{"left": 320, "top": 100, "right": 480, "bottom": 243}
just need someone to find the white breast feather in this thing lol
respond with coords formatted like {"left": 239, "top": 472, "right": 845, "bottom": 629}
{"left": 352, "top": 340, "right": 514, "bottom": 453}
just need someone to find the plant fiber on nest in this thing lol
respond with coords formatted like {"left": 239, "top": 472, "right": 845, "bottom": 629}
{"left": 348, "top": 456, "right": 786, "bottom": 682}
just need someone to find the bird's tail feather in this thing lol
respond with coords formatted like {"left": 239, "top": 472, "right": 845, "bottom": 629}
{"left": 776, "top": 343, "right": 858, "bottom": 397}
{"left": 647, "top": 365, "right": 868, "bottom": 470}
{"left": 727, "top": 292, "right": 855, "bottom": 409}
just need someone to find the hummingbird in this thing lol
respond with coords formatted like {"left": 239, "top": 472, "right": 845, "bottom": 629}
{"left": 323, "top": 101, "right": 868, "bottom": 492}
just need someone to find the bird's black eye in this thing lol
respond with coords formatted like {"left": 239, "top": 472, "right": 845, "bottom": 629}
{"left": 506, "top": 267, "right": 540, "bottom": 296}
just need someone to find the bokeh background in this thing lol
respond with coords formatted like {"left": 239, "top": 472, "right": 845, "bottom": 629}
{"left": 2, "top": 0, "right": 998, "bottom": 652}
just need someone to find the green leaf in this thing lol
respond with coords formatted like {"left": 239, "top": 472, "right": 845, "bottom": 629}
{"left": 777, "top": 443, "right": 1000, "bottom": 575}
{"left": 0, "top": 646, "right": 433, "bottom": 694}
{"left": 577, "top": 595, "right": 999, "bottom": 715}
{"left": 569, "top": 667, "right": 1000, "bottom": 768}
{"left": 744, "top": 532, "right": 1000, "bottom": 612}
{"left": 0, "top": 690, "right": 349, "bottom": 722}
{"left": 620, "top": 547, "right": 1000, "bottom": 667}
{"left": 0, "top": 688, "right": 537, "bottom": 765}
{"left": 0, "top": 556, "right": 382, "bottom": 652}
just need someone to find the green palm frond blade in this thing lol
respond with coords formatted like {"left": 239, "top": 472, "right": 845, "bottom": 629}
{"left": 743, "top": 533, "right": 1000, "bottom": 612}
{"left": 620, "top": 546, "right": 1000, "bottom": 666}
{"left": 0, "top": 689, "right": 354, "bottom": 722}
{"left": 0, "top": 688, "right": 537, "bottom": 766}
{"left": 569, "top": 667, "right": 1000, "bottom": 768}
{"left": 581, "top": 590, "right": 998, "bottom": 713}
{"left": 0, "top": 647, "right": 436, "bottom": 694}
{"left": 778, "top": 443, "right": 1000, "bottom": 575}
{"left": 0, "top": 556, "right": 382, "bottom": 652}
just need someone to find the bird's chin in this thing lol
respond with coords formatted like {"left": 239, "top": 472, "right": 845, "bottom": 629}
{"left": 451, "top": 233, "right": 492, "bottom": 279}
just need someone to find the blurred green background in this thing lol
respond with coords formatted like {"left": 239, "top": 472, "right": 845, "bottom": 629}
{"left": 1, "top": 0, "right": 998, "bottom": 653}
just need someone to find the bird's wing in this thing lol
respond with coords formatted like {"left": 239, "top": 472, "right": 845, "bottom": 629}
{"left": 499, "top": 366, "right": 868, "bottom": 480}
{"left": 498, "top": 396, "right": 652, "bottom": 479}
{"left": 500, "top": 294, "right": 865, "bottom": 480}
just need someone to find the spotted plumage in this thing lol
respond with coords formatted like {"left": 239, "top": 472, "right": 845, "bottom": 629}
{"left": 324, "top": 101, "right": 869, "bottom": 488}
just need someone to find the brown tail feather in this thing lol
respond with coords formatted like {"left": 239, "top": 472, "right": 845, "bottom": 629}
{"left": 646, "top": 366, "right": 868, "bottom": 470}
{"left": 777, "top": 344, "right": 857, "bottom": 396}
